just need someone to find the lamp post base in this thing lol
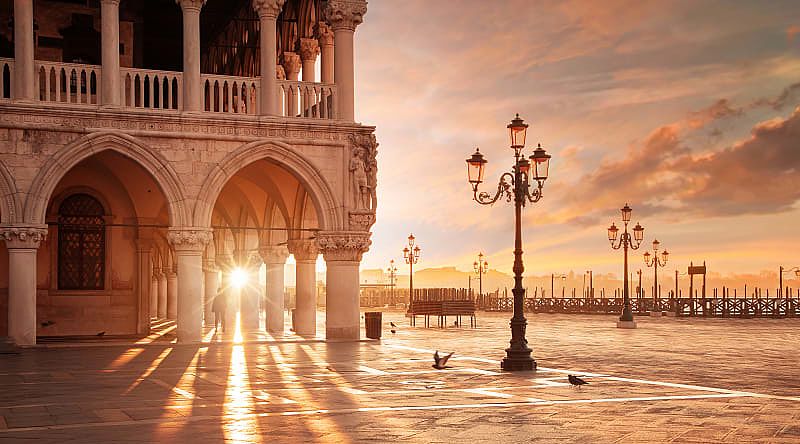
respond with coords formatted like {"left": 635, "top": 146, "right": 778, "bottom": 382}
{"left": 501, "top": 351, "right": 537, "bottom": 371}
{"left": 649, "top": 310, "right": 662, "bottom": 317}
{"left": 616, "top": 320, "right": 637, "bottom": 329}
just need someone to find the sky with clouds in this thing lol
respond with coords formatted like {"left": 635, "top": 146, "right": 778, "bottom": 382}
{"left": 352, "top": 0, "right": 800, "bottom": 278}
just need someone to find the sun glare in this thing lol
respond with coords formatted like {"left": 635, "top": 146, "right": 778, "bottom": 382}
{"left": 231, "top": 267, "right": 249, "bottom": 289}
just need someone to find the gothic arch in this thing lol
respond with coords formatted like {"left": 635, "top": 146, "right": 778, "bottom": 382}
{"left": 194, "top": 140, "right": 341, "bottom": 230}
{"left": 0, "top": 159, "right": 22, "bottom": 224}
{"left": 24, "top": 132, "right": 189, "bottom": 226}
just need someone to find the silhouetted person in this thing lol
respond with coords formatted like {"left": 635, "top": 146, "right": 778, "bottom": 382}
{"left": 212, "top": 290, "right": 227, "bottom": 332}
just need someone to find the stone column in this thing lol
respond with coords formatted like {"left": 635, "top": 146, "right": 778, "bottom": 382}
{"left": 240, "top": 254, "right": 263, "bottom": 331}
{"left": 317, "top": 23, "right": 334, "bottom": 84}
{"left": 168, "top": 229, "right": 212, "bottom": 343}
{"left": 317, "top": 232, "right": 370, "bottom": 340}
{"left": 135, "top": 240, "right": 152, "bottom": 334}
{"left": 166, "top": 267, "right": 178, "bottom": 319}
{"left": 176, "top": 0, "right": 206, "bottom": 112}
{"left": 323, "top": 0, "right": 367, "bottom": 121}
{"left": 288, "top": 239, "right": 319, "bottom": 336}
{"left": 259, "top": 245, "right": 289, "bottom": 334}
{"left": 282, "top": 52, "right": 301, "bottom": 117}
{"left": 13, "top": 0, "right": 35, "bottom": 101}
{"left": 216, "top": 254, "right": 237, "bottom": 330}
{"left": 100, "top": 0, "right": 121, "bottom": 106}
{"left": 298, "top": 39, "right": 319, "bottom": 82}
{"left": 253, "top": 0, "right": 286, "bottom": 116}
{"left": 150, "top": 275, "right": 159, "bottom": 318}
{"left": 203, "top": 260, "right": 218, "bottom": 326}
{"left": 157, "top": 270, "right": 168, "bottom": 318}
{"left": 1, "top": 227, "right": 47, "bottom": 346}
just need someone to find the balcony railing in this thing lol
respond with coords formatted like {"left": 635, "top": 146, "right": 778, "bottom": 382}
{"left": 0, "top": 58, "right": 339, "bottom": 120}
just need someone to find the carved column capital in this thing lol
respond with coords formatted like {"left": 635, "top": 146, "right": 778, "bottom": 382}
{"left": 298, "top": 38, "right": 320, "bottom": 62}
{"left": 259, "top": 245, "right": 290, "bottom": 265}
{"left": 287, "top": 239, "right": 319, "bottom": 262}
{"left": 282, "top": 52, "right": 302, "bottom": 79}
{"left": 322, "top": 0, "right": 368, "bottom": 32}
{"left": 175, "top": 0, "right": 207, "bottom": 12}
{"left": 253, "top": 0, "right": 286, "bottom": 19}
{"left": 167, "top": 228, "right": 213, "bottom": 253}
{"left": 100, "top": 0, "right": 121, "bottom": 6}
{"left": 276, "top": 64, "right": 286, "bottom": 80}
{"left": 0, "top": 225, "right": 48, "bottom": 249}
{"left": 317, "top": 22, "right": 335, "bottom": 46}
{"left": 316, "top": 231, "right": 371, "bottom": 262}
{"left": 203, "top": 259, "right": 217, "bottom": 272}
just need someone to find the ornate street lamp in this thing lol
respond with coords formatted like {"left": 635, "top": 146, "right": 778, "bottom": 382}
{"left": 551, "top": 273, "right": 566, "bottom": 298}
{"left": 607, "top": 203, "right": 644, "bottom": 328}
{"left": 644, "top": 239, "right": 668, "bottom": 316}
{"left": 465, "top": 114, "right": 552, "bottom": 371}
{"left": 387, "top": 259, "right": 398, "bottom": 306}
{"left": 403, "top": 234, "right": 420, "bottom": 302}
{"left": 779, "top": 266, "right": 800, "bottom": 297}
{"left": 473, "top": 252, "right": 488, "bottom": 299}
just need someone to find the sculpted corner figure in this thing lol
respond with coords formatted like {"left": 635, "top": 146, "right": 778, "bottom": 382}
{"left": 350, "top": 147, "right": 370, "bottom": 210}
{"left": 349, "top": 133, "right": 379, "bottom": 211}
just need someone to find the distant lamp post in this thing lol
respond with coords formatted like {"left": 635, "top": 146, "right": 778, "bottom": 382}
{"left": 387, "top": 260, "right": 398, "bottom": 306}
{"left": 779, "top": 266, "right": 800, "bottom": 297}
{"left": 465, "top": 114, "right": 551, "bottom": 371}
{"left": 474, "top": 252, "right": 488, "bottom": 298}
{"left": 584, "top": 270, "right": 593, "bottom": 298}
{"left": 403, "top": 234, "right": 421, "bottom": 302}
{"left": 644, "top": 239, "right": 668, "bottom": 316}
{"left": 551, "top": 273, "right": 567, "bottom": 298}
{"left": 607, "top": 204, "right": 644, "bottom": 328}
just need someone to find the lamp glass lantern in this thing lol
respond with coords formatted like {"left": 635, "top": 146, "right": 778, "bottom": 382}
{"left": 408, "top": 234, "right": 415, "bottom": 247}
{"left": 508, "top": 114, "right": 528, "bottom": 149}
{"left": 402, "top": 247, "right": 409, "bottom": 259}
{"left": 662, "top": 250, "right": 669, "bottom": 264}
{"left": 466, "top": 149, "right": 487, "bottom": 186}
{"left": 607, "top": 223, "right": 619, "bottom": 242}
{"left": 633, "top": 223, "right": 644, "bottom": 243}
{"left": 621, "top": 204, "right": 632, "bottom": 223}
{"left": 529, "top": 144, "right": 551, "bottom": 181}
{"left": 652, "top": 239, "right": 660, "bottom": 252}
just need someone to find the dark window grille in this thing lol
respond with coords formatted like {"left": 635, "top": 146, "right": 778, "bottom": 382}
{"left": 58, "top": 194, "right": 105, "bottom": 290}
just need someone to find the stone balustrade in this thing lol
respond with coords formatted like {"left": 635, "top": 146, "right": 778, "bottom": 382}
{"left": 201, "top": 73, "right": 260, "bottom": 115}
{"left": 277, "top": 80, "right": 338, "bottom": 119}
{"left": 121, "top": 68, "right": 182, "bottom": 111}
{"left": 35, "top": 61, "right": 101, "bottom": 105}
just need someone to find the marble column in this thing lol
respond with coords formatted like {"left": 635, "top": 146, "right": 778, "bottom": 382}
{"left": 168, "top": 229, "right": 212, "bottom": 343}
{"left": 317, "top": 23, "right": 334, "bottom": 84}
{"left": 100, "top": 0, "right": 121, "bottom": 105}
{"left": 288, "top": 239, "right": 319, "bottom": 336}
{"left": 282, "top": 52, "right": 301, "bottom": 117}
{"left": 203, "top": 260, "right": 218, "bottom": 326}
{"left": 216, "top": 254, "right": 237, "bottom": 330}
{"left": 323, "top": 0, "right": 367, "bottom": 121}
{"left": 150, "top": 275, "right": 159, "bottom": 318}
{"left": 317, "top": 232, "right": 370, "bottom": 340}
{"left": 260, "top": 245, "right": 289, "bottom": 334}
{"left": 157, "top": 270, "right": 168, "bottom": 318}
{"left": 253, "top": 0, "right": 285, "bottom": 115}
{"left": 135, "top": 240, "right": 152, "bottom": 334}
{"left": 176, "top": 0, "right": 206, "bottom": 112}
{"left": 167, "top": 267, "right": 178, "bottom": 319}
{"left": 299, "top": 39, "right": 319, "bottom": 82}
{"left": 13, "top": 0, "right": 35, "bottom": 101}
{"left": 240, "top": 254, "right": 262, "bottom": 331}
{"left": 1, "top": 227, "right": 47, "bottom": 346}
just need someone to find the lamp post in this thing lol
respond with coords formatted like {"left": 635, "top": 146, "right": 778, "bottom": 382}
{"left": 607, "top": 204, "right": 644, "bottom": 328}
{"left": 586, "top": 270, "right": 593, "bottom": 298}
{"left": 551, "top": 273, "right": 566, "bottom": 298}
{"left": 403, "top": 234, "right": 420, "bottom": 303}
{"left": 644, "top": 239, "right": 669, "bottom": 316}
{"left": 474, "top": 252, "right": 488, "bottom": 299}
{"left": 387, "top": 260, "right": 398, "bottom": 306}
{"left": 636, "top": 269, "right": 642, "bottom": 299}
{"left": 465, "top": 114, "right": 551, "bottom": 371}
{"left": 779, "top": 266, "right": 800, "bottom": 297}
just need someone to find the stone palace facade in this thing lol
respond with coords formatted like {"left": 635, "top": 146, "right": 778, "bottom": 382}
{"left": 0, "top": 0, "right": 376, "bottom": 345}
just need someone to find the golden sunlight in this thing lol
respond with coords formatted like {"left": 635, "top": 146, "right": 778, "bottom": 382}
{"left": 231, "top": 267, "right": 249, "bottom": 289}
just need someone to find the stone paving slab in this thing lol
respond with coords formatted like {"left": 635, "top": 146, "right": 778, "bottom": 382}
{"left": 0, "top": 311, "right": 798, "bottom": 442}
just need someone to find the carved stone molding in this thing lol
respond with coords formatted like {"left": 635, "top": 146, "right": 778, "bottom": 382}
{"left": 215, "top": 254, "right": 235, "bottom": 270}
{"left": 167, "top": 228, "right": 213, "bottom": 252}
{"left": 202, "top": 259, "right": 217, "bottom": 272}
{"left": 316, "top": 22, "right": 334, "bottom": 46}
{"left": 0, "top": 226, "right": 48, "bottom": 249}
{"left": 322, "top": 0, "right": 368, "bottom": 32}
{"left": 287, "top": 239, "right": 319, "bottom": 262}
{"left": 259, "top": 245, "right": 290, "bottom": 265}
{"left": 100, "top": 0, "right": 121, "bottom": 6}
{"left": 175, "top": 0, "right": 207, "bottom": 12}
{"left": 253, "top": 0, "right": 286, "bottom": 19}
{"left": 348, "top": 210, "right": 375, "bottom": 232}
{"left": 316, "top": 231, "right": 371, "bottom": 262}
{"left": 282, "top": 52, "right": 302, "bottom": 79}
{"left": 298, "top": 38, "right": 321, "bottom": 62}
{"left": 276, "top": 64, "right": 286, "bottom": 80}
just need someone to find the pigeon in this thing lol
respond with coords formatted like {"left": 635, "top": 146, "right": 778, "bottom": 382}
{"left": 432, "top": 350, "right": 454, "bottom": 370}
{"left": 390, "top": 322, "right": 397, "bottom": 328}
{"left": 568, "top": 375, "right": 588, "bottom": 387}
{"left": 40, "top": 320, "right": 55, "bottom": 327}
{"left": 96, "top": 331, "right": 106, "bottom": 337}
{"left": 390, "top": 329, "right": 396, "bottom": 334}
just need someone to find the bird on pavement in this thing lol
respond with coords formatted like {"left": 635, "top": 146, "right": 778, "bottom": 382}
{"left": 432, "top": 350, "right": 454, "bottom": 370}
{"left": 568, "top": 375, "right": 588, "bottom": 388}
{"left": 96, "top": 331, "right": 106, "bottom": 337}
{"left": 390, "top": 329, "right": 396, "bottom": 334}
{"left": 390, "top": 322, "right": 397, "bottom": 328}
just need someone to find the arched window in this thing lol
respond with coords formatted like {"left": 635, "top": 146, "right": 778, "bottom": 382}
{"left": 58, "top": 194, "right": 105, "bottom": 290}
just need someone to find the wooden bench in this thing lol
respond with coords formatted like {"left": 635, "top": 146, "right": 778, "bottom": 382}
{"left": 408, "top": 300, "right": 476, "bottom": 328}
{"left": 442, "top": 300, "right": 476, "bottom": 328}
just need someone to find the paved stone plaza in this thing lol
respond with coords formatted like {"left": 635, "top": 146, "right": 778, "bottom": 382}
{"left": 1, "top": 312, "right": 799, "bottom": 443}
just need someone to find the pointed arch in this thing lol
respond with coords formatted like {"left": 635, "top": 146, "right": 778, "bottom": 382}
{"left": 0, "top": 159, "right": 22, "bottom": 224}
{"left": 24, "top": 132, "right": 189, "bottom": 226}
{"left": 194, "top": 140, "right": 341, "bottom": 230}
